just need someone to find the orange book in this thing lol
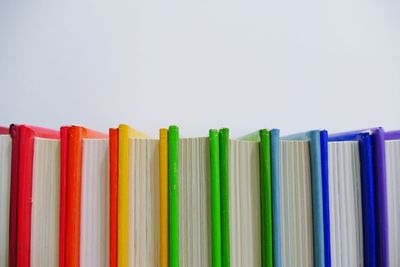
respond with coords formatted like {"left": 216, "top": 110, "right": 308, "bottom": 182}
{"left": 159, "top": 128, "right": 169, "bottom": 267}
{"left": 59, "top": 126, "right": 107, "bottom": 267}
{"left": 109, "top": 128, "right": 118, "bottom": 267}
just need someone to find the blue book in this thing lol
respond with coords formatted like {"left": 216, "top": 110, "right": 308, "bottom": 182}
{"left": 270, "top": 129, "right": 281, "bottom": 267}
{"left": 329, "top": 130, "right": 378, "bottom": 267}
{"left": 283, "top": 130, "right": 329, "bottom": 267}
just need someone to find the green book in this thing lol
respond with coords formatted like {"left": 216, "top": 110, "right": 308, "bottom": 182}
{"left": 168, "top": 125, "right": 179, "bottom": 267}
{"left": 219, "top": 128, "right": 230, "bottom": 267}
{"left": 241, "top": 129, "right": 274, "bottom": 267}
{"left": 209, "top": 129, "right": 222, "bottom": 267}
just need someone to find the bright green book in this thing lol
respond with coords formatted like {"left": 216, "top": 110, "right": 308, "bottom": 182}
{"left": 219, "top": 128, "right": 230, "bottom": 267}
{"left": 168, "top": 125, "right": 179, "bottom": 267}
{"left": 241, "top": 129, "right": 273, "bottom": 267}
{"left": 209, "top": 129, "right": 222, "bottom": 267}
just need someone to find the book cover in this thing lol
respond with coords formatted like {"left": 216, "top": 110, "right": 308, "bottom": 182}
{"left": 270, "top": 129, "right": 281, "bottom": 267}
{"left": 219, "top": 128, "right": 230, "bottom": 267}
{"left": 283, "top": 130, "right": 328, "bottom": 267}
{"left": 168, "top": 125, "right": 179, "bottom": 267}
{"left": 329, "top": 130, "right": 379, "bottom": 267}
{"left": 241, "top": 129, "right": 273, "bottom": 267}
{"left": 209, "top": 129, "right": 222, "bottom": 267}
{"left": 59, "top": 126, "right": 107, "bottom": 267}
{"left": 159, "top": 128, "right": 169, "bottom": 267}
{"left": 109, "top": 128, "right": 118, "bottom": 267}
{"left": 8, "top": 125, "right": 59, "bottom": 267}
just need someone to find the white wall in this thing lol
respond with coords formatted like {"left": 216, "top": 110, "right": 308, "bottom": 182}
{"left": 0, "top": 0, "right": 399, "bottom": 137}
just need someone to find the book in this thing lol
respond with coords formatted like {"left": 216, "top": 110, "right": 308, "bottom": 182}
{"left": 0, "top": 127, "right": 11, "bottom": 267}
{"left": 329, "top": 130, "right": 378, "bottom": 266}
{"left": 219, "top": 128, "right": 230, "bottom": 267}
{"left": 80, "top": 138, "right": 110, "bottom": 266}
{"left": 270, "top": 129, "right": 281, "bottom": 267}
{"left": 241, "top": 129, "right": 273, "bottom": 267}
{"left": 279, "top": 137, "right": 314, "bottom": 266}
{"left": 209, "top": 129, "right": 222, "bottom": 267}
{"left": 109, "top": 128, "right": 118, "bottom": 267}
{"left": 329, "top": 128, "right": 390, "bottom": 267}
{"left": 8, "top": 125, "right": 59, "bottom": 267}
{"left": 328, "top": 139, "right": 364, "bottom": 266}
{"left": 384, "top": 130, "right": 400, "bottom": 266}
{"left": 116, "top": 124, "right": 148, "bottom": 267}
{"left": 283, "top": 130, "right": 328, "bottom": 267}
{"left": 320, "top": 130, "right": 331, "bottom": 267}
{"left": 168, "top": 126, "right": 179, "bottom": 267}
{"left": 159, "top": 128, "right": 169, "bottom": 267}
{"left": 59, "top": 126, "right": 107, "bottom": 267}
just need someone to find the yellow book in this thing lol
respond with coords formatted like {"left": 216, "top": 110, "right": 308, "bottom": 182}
{"left": 118, "top": 124, "right": 147, "bottom": 267}
{"left": 159, "top": 129, "right": 169, "bottom": 267}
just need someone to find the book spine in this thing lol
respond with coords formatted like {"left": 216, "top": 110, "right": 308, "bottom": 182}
{"left": 210, "top": 129, "right": 222, "bottom": 267}
{"left": 270, "top": 129, "right": 281, "bottom": 267}
{"left": 59, "top": 127, "right": 69, "bottom": 267}
{"left": 357, "top": 133, "right": 377, "bottom": 267}
{"left": 373, "top": 128, "right": 388, "bottom": 267}
{"left": 109, "top": 128, "right": 118, "bottom": 267}
{"left": 259, "top": 129, "right": 273, "bottom": 267}
{"left": 219, "top": 128, "right": 230, "bottom": 267}
{"left": 65, "top": 126, "right": 83, "bottom": 267}
{"left": 16, "top": 126, "right": 35, "bottom": 267}
{"left": 118, "top": 125, "right": 130, "bottom": 267}
{"left": 309, "top": 131, "right": 325, "bottom": 267}
{"left": 8, "top": 125, "right": 19, "bottom": 267}
{"left": 320, "top": 130, "right": 331, "bottom": 267}
{"left": 168, "top": 126, "right": 179, "bottom": 267}
{"left": 159, "top": 128, "right": 169, "bottom": 267}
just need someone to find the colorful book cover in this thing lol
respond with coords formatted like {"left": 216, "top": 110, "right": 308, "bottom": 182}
{"left": 209, "top": 129, "right": 222, "bottom": 267}
{"left": 117, "top": 124, "right": 148, "bottom": 267}
{"left": 270, "top": 129, "right": 281, "bottom": 267}
{"left": 241, "top": 129, "right": 274, "bottom": 267}
{"left": 168, "top": 125, "right": 179, "bottom": 267}
{"left": 159, "top": 128, "right": 169, "bottom": 267}
{"left": 320, "top": 130, "right": 331, "bottom": 267}
{"left": 109, "top": 128, "right": 119, "bottom": 267}
{"left": 219, "top": 128, "right": 230, "bottom": 267}
{"left": 8, "top": 124, "right": 59, "bottom": 267}
{"left": 283, "top": 130, "right": 328, "bottom": 267}
{"left": 385, "top": 130, "right": 400, "bottom": 141}
{"left": 59, "top": 126, "right": 107, "bottom": 267}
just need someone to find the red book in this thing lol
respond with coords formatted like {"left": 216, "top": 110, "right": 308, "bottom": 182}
{"left": 8, "top": 125, "right": 59, "bottom": 267}
{"left": 109, "top": 128, "right": 118, "bottom": 267}
{"left": 59, "top": 126, "right": 107, "bottom": 267}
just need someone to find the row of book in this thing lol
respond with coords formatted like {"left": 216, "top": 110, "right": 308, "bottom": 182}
{"left": 0, "top": 124, "right": 399, "bottom": 267}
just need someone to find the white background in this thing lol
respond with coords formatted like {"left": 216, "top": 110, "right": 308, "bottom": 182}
{"left": 0, "top": 0, "right": 399, "bottom": 137}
